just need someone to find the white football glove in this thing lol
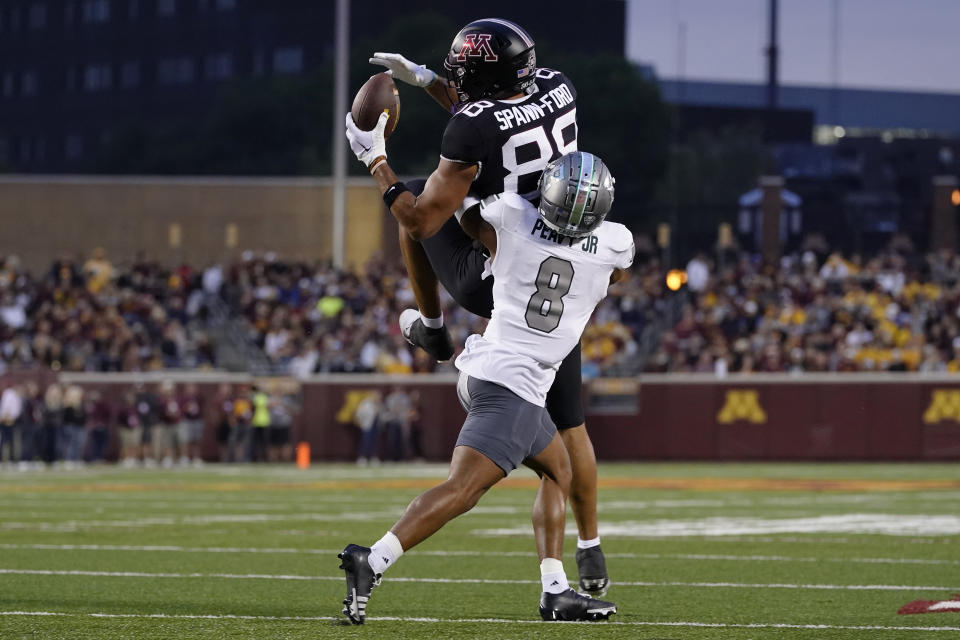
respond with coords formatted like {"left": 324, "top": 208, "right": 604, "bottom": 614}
{"left": 369, "top": 52, "right": 436, "bottom": 88}
{"left": 345, "top": 111, "right": 388, "bottom": 171}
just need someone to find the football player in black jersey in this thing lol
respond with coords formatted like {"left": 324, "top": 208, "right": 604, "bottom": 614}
{"left": 345, "top": 18, "right": 610, "bottom": 597}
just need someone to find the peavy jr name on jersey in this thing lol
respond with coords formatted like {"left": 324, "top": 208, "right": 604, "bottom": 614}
{"left": 440, "top": 68, "right": 578, "bottom": 199}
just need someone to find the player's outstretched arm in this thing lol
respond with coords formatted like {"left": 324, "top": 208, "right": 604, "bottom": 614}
{"left": 372, "top": 159, "right": 476, "bottom": 240}
{"left": 369, "top": 52, "right": 458, "bottom": 112}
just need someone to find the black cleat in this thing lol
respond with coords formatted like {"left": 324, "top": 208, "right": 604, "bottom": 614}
{"left": 576, "top": 545, "right": 610, "bottom": 597}
{"left": 338, "top": 544, "right": 381, "bottom": 625}
{"left": 539, "top": 588, "right": 617, "bottom": 621}
{"left": 399, "top": 309, "right": 454, "bottom": 361}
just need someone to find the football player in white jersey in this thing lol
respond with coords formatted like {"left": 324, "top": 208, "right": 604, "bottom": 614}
{"left": 337, "top": 151, "right": 633, "bottom": 624}
{"left": 354, "top": 18, "right": 613, "bottom": 598}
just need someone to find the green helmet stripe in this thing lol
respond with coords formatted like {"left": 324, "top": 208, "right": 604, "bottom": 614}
{"left": 567, "top": 152, "right": 593, "bottom": 228}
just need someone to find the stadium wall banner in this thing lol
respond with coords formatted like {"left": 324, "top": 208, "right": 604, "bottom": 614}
{"left": 49, "top": 372, "right": 960, "bottom": 462}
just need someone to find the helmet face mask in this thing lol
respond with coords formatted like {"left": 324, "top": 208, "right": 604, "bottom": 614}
{"left": 444, "top": 18, "right": 537, "bottom": 102}
{"left": 537, "top": 152, "right": 615, "bottom": 239}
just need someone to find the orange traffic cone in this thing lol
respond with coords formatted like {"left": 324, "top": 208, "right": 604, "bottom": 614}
{"left": 296, "top": 442, "right": 310, "bottom": 469}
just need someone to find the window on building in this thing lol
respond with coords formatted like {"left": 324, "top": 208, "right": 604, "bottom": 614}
{"left": 128, "top": 0, "right": 138, "bottom": 20}
{"left": 28, "top": 3, "right": 46, "bottom": 29}
{"left": 273, "top": 47, "right": 303, "bottom": 75}
{"left": 120, "top": 61, "right": 139, "bottom": 87}
{"left": 34, "top": 136, "right": 46, "bottom": 163}
{"left": 216, "top": 0, "right": 236, "bottom": 9}
{"left": 22, "top": 70, "right": 38, "bottom": 96}
{"left": 10, "top": 6, "right": 21, "bottom": 30}
{"left": 2, "top": 73, "right": 14, "bottom": 98}
{"left": 65, "top": 133, "right": 84, "bottom": 160}
{"left": 83, "top": 63, "right": 112, "bottom": 91}
{"left": 204, "top": 53, "right": 233, "bottom": 80}
{"left": 157, "top": 0, "right": 176, "bottom": 16}
{"left": 157, "top": 57, "right": 195, "bottom": 85}
{"left": 20, "top": 138, "right": 32, "bottom": 163}
{"left": 252, "top": 49, "right": 265, "bottom": 75}
{"left": 82, "top": 0, "right": 110, "bottom": 24}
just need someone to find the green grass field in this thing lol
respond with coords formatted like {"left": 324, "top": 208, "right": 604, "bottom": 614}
{"left": 1, "top": 462, "right": 959, "bottom": 639}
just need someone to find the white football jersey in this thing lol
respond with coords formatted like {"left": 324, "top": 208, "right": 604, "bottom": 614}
{"left": 454, "top": 193, "right": 634, "bottom": 406}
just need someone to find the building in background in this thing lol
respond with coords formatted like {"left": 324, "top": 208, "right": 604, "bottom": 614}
{"left": 0, "top": 0, "right": 625, "bottom": 173}
{"left": 651, "top": 75, "right": 960, "bottom": 255}
{"left": 659, "top": 79, "right": 960, "bottom": 143}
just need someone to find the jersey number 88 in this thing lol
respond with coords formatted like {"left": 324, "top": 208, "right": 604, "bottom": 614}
{"left": 502, "top": 109, "right": 577, "bottom": 193}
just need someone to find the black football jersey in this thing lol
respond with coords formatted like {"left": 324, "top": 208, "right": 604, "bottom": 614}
{"left": 440, "top": 68, "right": 578, "bottom": 199}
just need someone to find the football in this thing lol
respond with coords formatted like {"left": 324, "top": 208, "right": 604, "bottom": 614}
{"left": 351, "top": 72, "right": 400, "bottom": 139}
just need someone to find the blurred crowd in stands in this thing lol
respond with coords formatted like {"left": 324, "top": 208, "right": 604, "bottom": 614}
{"left": 5, "top": 236, "right": 960, "bottom": 466}
{"left": 219, "top": 251, "right": 487, "bottom": 377}
{"left": 0, "top": 379, "right": 297, "bottom": 468}
{"left": 645, "top": 235, "right": 960, "bottom": 374}
{"left": 3, "top": 233, "right": 960, "bottom": 381}
{"left": 0, "top": 251, "right": 214, "bottom": 373}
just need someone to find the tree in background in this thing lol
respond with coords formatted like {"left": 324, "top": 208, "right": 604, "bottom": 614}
{"left": 542, "top": 48, "right": 671, "bottom": 229}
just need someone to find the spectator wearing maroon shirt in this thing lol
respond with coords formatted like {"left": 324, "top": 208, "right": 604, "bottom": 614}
{"left": 117, "top": 391, "right": 142, "bottom": 467}
{"left": 156, "top": 380, "right": 180, "bottom": 468}
{"left": 84, "top": 390, "right": 112, "bottom": 464}
{"left": 214, "top": 383, "right": 235, "bottom": 462}
{"left": 61, "top": 385, "right": 86, "bottom": 468}
{"left": 134, "top": 383, "right": 158, "bottom": 467}
{"left": 177, "top": 383, "right": 204, "bottom": 466}
{"left": 19, "top": 382, "right": 43, "bottom": 469}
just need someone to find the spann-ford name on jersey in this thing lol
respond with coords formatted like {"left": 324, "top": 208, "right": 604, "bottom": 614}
{"left": 454, "top": 193, "right": 635, "bottom": 406}
{"left": 440, "top": 68, "right": 578, "bottom": 198}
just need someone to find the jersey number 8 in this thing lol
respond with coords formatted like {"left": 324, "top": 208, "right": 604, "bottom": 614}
{"left": 525, "top": 257, "right": 575, "bottom": 333}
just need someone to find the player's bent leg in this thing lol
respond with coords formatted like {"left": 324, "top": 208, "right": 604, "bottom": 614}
{"left": 523, "top": 435, "right": 572, "bottom": 562}
{"left": 524, "top": 434, "right": 616, "bottom": 622}
{"left": 561, "top": 424, "right": 610, "bottom": 596}
{"left": 397, "top": 218, "right": 443, "bottom": 320}
{"left": 559, "top": 425, "right": 599, "bottom": 540}
{"left": 390, "top": 444, "right": 504, "bottom": 549}
{"left": 339, "top": 445, "right": 503, "bottom": 624}
{"left": 397, "top": 227, "right": 454, "bottom": 361}
{"left": 418, "top": 214, "right": 494, "bottom": 318}
{"left": 409, "top": 177, "right": 495, "bottom": 317}
{"left": 545, "top": 346, "right": 611, "bottom": 595}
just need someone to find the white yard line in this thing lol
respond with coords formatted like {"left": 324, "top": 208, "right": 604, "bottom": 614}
{"left": 0, "top": 568, "right": 955, "bottom": 592}
{"left": 3, "top": 491, "right": 958, "bottom": 509}
{"left": 475, "top": 514, "right": 960, "bottom": 537}
{"left": 6, "top": 512, "right": 960, "bottom": 537}
{"left": 2, "top": 543, "right": 957, "bottom": 567}
{"left": 0, "top": 511, "right": 405, "bottom": 531}
{"left": 0, "top": 610, "right": 956, "bottom": 632}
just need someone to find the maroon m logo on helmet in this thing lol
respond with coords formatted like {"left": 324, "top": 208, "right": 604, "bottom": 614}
{"left": 457, "top": 34, "right": 498, "bottom": 62}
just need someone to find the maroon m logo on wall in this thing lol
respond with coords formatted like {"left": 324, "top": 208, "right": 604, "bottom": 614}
{"left": 457, "top": 34, "right": 498, "bottom": 62}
